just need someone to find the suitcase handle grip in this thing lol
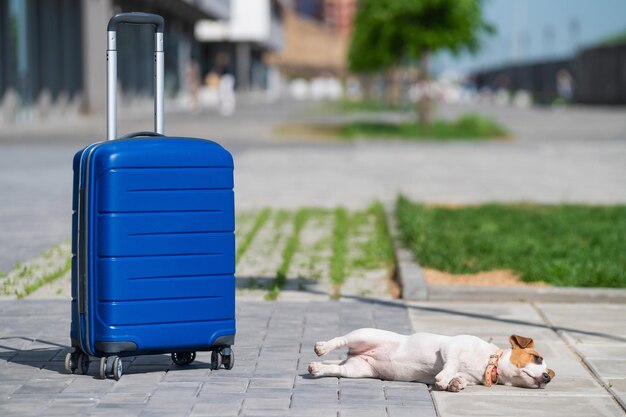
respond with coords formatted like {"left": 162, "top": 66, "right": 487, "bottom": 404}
{"left": 106, "top": 13, "right": 165, "bottom": 140}
{"left": 119, "top": 131, "right": 166, "bottom": 139}
{"left": 107, "top": 12, "right": 164, "bottom": 33}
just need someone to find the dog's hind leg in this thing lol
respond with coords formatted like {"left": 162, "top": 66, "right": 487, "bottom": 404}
{"left": 321, "top": 360, "right": 343, "bottom": 365}
{"left": 315, "top": 328, "right": 400, "bottom": 357}
{"left": 309, "top": 356, "right": 376, "bottom": 379}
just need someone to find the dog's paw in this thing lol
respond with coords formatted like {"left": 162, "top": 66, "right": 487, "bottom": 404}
{"left": 435, "top": 380, "right": 448, "bottom": 391}
{"left": 447, "top": 377, "right": 465, "bottom": 393}
{"left": 435, "top": 374, "right": 451, "bottom": 391}
{"left": 314, "top": 341, "right": 328, "bottom": 357}
{"left": 308, "top": 362, "right": 323, "bottom": 377}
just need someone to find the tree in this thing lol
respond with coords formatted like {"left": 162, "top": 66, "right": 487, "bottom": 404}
{"left": 348, "top": 0, "right": 493, "bottom": 126}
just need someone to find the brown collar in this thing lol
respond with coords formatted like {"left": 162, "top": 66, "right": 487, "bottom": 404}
{"left": 484, "top": 349, "right": 504, "bottom": 386}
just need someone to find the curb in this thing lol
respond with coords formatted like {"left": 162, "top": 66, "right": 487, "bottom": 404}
{"left": 424, "top": 284, "right": 626, "bottom": 303}
{"left": 385, "top": 209, "right": 429, "bottom": 301}
{"left": 395, "top": 246, "right": 429, "bottom": 301}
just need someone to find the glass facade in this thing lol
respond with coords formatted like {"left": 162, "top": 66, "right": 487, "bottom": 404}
{"left": 113, "top": 0, "right": 202, "bottom": 100}
{"left": 0, "top": 0, "right": 83, "bottom": 115}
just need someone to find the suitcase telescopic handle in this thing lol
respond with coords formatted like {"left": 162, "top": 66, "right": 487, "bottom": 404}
{"left": 106, "top": 13, "right": 165, "bottom": 140}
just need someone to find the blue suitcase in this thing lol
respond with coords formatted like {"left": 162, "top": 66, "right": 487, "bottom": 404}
{"left": 65, "top": 13, "right": 235, "bottom": 380}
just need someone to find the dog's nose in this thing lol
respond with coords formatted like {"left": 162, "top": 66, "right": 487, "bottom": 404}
{"left": 542, "top": 372, "right": 551, "bottom": 382}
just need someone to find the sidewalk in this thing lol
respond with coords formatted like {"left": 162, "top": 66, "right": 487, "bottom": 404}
{"left": 0, "top": 296, "right": 624, "bottom": 416}
{"left": 407, "top": 301, "right": 626, "bottom": 416}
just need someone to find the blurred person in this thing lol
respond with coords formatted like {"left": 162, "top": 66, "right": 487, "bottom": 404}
{"left": 289, "top": 79, "right": 309, "bottom": 100}
{"left": 556, "top": 69, "right": 574, "bottom": 104}
{"left": 205, "top": 70, "right": 221, "bottom": 89}
{"left": 218, "top": 73, "right": 236, "bottom": 116}
{"left": 185, "top": 60, "right": 201, "bottom": 113}
{"left": 345, "top": 76, "right": 362, "bottom": 100}
{"left": 198, "top": 69, "right": 221, "bottom": 108}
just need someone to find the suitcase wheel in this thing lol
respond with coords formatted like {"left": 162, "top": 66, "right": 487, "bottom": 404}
{"left": 223, "top": 350, "right": 234, "bottom": 370}
{"left": 65, "top": 350, "right": 89, "bottom": 375}
{"left": 171, "top": 351, "right": 196, "bottom": 366}
{"left": 210, "top": 351, "right": 222, "bottom": 370}
{"left": 99, "top": 356, "right": 123, "bottom": 380}
{"left": 112, "top": 357, "right": 123, "bottom": 381}
{"left": 64, "top": 352, "right": 75, "bottom": 374}
{"left": 211, "top": 347, "right": 234, "bottom": 371}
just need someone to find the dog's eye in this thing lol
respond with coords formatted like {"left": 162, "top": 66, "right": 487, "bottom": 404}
{"left": 532, "top": 354, "right": 542, "bottom": 364}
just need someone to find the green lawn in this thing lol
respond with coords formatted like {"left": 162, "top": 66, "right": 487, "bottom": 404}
{"left": 332, "top": 99, "right": 401, "bottom": 112}
{"left": 276, "top": 113, "right": 509, "bottom": 141}
{"left": 395, "top": 196, "right": 626, "bottom": 288}
{"left": 340, "top": 113, "right": 509, "bottom": 140}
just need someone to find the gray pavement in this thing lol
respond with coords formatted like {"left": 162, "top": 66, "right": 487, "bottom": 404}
{"left": 0, "top": 298, "right": 434, "bottom": 417}
{"left": 1, "top": 298, "right": 624, "bottom": 416}
{"left": 2, "top": 101, "right": 626, "bottom": 271}
{"left": 407, "top": 301, "right": 626, "bottom": 416}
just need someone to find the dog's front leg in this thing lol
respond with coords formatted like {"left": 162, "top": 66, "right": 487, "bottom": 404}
{"left": 435, "top": 361, "right": 469, "bottom": 392}
{"left": 435, "top": 340, "right": 472, "bottom": 392}
{"left": 434, "top": 359, "right": 460, "bottom": 391}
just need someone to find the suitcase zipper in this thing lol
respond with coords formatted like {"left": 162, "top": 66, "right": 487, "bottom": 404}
{"left": 77, "top": 142, "right": 103, "bottom": 356}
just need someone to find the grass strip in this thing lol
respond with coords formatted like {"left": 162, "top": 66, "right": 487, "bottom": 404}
{"left": 236, "top": 208, "right": 271, "bottom": 265}
{"left": 369, "top": 202, "right": 395, "bottom": 268}
{"left": 341, "top": 113, "right": 509, "bottom": 140}
{"left": 20, "top": 256, "right": 72, "bottom": 298}
{"left": 352, "top": 202, "right": 395, "bottom": 270}
{"left": 395, "top": 195, "right": 626, "bottom": 287}
{"left": 1, "top": 245, "right": 72, "bottom": 298}
{"left": 333, "top": 99, "right": 400, "bottom": 113}
{"left": 266, "top": 208, "right": 311, "bottom": 300}
{"left": 277, "top": 113, "right": 509, "bottom": 142}
{"left": 329, "top": 208, "right": 350, "bottom": 298}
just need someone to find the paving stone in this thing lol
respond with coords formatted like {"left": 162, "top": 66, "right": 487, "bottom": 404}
{"left": 585, "top": 358, "right": 626, "bottom": 380}
{"left": 387, "top": 404, "right": 437, "bottom": 417}
{"left": 0, "top": 299, "right": 441, "bottom": 416}
{"left": 198, "top": 377, "right": 249, "bottom": 394}
{"left": 242, "top": 396, "right": 291, "bottom": 410}
{"left": 339, "top": 406, "right": 387, "bottom": 417}
{"left": 607, "top": 379, "right": 626, "bottom": 410}
{"left": 13, "top": 379, "right": 69, "bottom": 394}
{"left": 190, "top": 402, "right": 241, "bottom": 417}
{"left": 433, "top": 393, "right": 625, "bottom": 417}
{"left": 248, "top": 377, "right": 294, "bottom": 390}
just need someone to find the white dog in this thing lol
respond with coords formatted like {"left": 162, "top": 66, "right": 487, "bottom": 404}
{"left": 308, "top": 328, "right": 554, "bottom": 391}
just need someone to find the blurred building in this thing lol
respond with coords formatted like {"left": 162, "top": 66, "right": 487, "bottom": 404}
{"left": 0, "top": 0, "right": 229, "bottom": 124}
{"left": 293, "top": 0, "right": 356, "bottom": 39}
{"left": 471, "top": 37, "right": 626, "bottom": 105}
{"left": 267, "top": 0, "right": 356, "bottom": 78}
{"left": 0, "top": 0, "right": 84, "bottom": 123}
{"left": 322, "top": 0, "right": 356, "bottom": 40}
{"left": 267, "top": 7, "right": 347, "bottom": 78}
{"left": 435, "top": 0, "right": 626, "bottom": 105}
{"left": 194, "top": 0, "right": 285, "bottom": 92}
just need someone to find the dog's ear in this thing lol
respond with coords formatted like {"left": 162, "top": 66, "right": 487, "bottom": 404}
{"left": 509, "top": 334, "right": 535, "bottom": 349}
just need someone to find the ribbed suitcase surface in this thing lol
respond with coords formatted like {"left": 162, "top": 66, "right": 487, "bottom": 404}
{"left": 71, "top": 138, "right": 235, "bottom": 356}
